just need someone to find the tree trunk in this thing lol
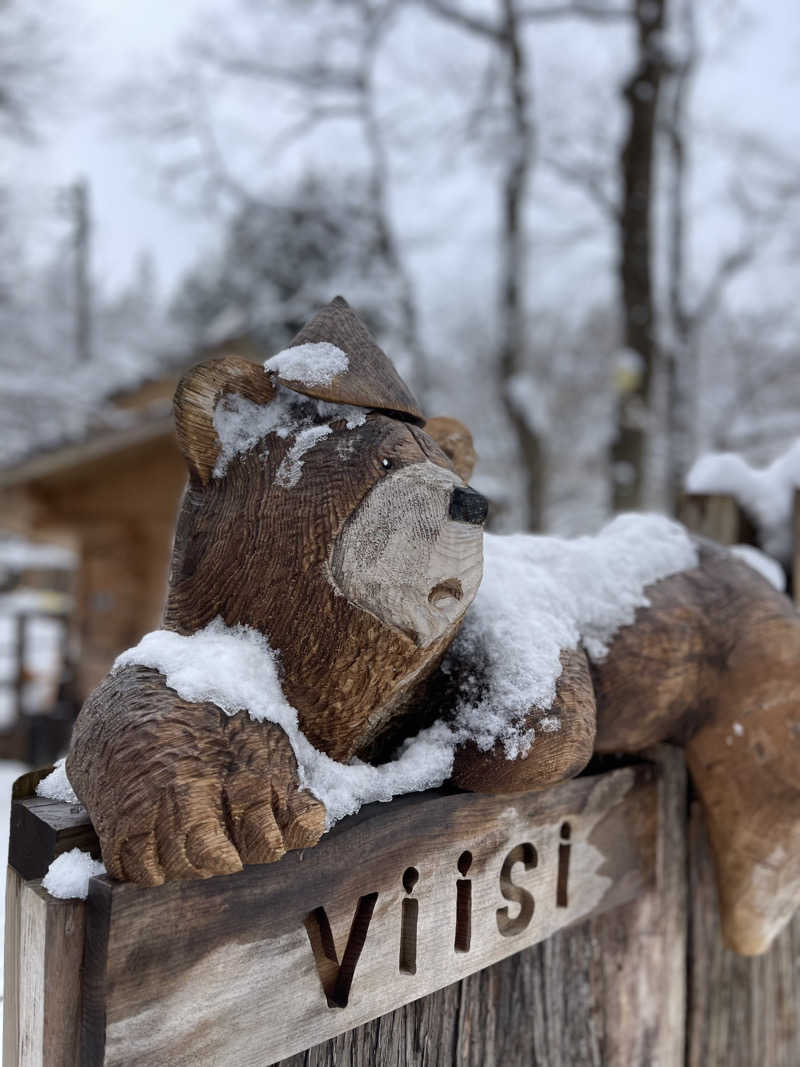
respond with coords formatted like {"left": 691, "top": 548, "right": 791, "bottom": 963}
{"left": 663, "top": 0, "right": 698, "bottom": 512}
{"left": 499, "top": 0, "right": 544, "bottom": 531}
{"left": 611, "top": 0, "right": 666, "bottom": 512}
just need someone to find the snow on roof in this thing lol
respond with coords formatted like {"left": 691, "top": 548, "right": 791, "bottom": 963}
{"left": 686, "top": 439, "right": 800, "bottom": 561}
{"left": 264, "top": 342, "right": 349, "bottom": 386}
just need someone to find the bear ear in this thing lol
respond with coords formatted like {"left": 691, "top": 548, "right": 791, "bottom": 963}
{"left": 268, "top": 296, "right": 425, "bottom": 426}
{"left": 424, "top": 416, "right": 477, "bottom": 482}
{"left": 173, "top": 355, "right": 275, "bottom": 485}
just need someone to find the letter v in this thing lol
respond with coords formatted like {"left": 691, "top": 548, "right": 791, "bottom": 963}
{"left": 304, "top": 893, "right": 379, "bottom": 1008}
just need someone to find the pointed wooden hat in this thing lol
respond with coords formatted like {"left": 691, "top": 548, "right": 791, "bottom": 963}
{"left": 266, "top": 296, "right": 424, "bottom": 425}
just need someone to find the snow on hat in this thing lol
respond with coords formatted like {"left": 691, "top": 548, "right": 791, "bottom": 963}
{"left": 264, "top": 296, "right": 424, "bottom": 426}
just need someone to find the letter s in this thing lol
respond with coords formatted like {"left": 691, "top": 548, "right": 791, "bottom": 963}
{"left": 496, "top": 842, "right": 537, "bottom": 937}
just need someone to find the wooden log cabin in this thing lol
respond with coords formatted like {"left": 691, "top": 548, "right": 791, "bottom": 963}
{"left": 0, "top": 342, "right": 257, "bottom": 707}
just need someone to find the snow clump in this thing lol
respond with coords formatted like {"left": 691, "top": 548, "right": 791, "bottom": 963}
{"left": 42, "top": 848, "right": 106, "bottom": 900}
{"left": 212, "top": 384, "right": 366, "bottom": 479}
{"left": 264, "top": 342, "right": 349, "bottom": 387}
{"left": 37, "top": 757, "right": 79, "bottom": 805}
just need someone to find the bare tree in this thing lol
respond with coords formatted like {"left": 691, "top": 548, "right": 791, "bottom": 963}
{"left": 609, "top": 0, "right": 667, "bottom": 510}
{"left": 422, "top": 0, "right": 630, "bottom": 529}
{"left": 662, "top": 0, "right": 800, "bottom": 504}
{"left": 120, "top": 0, "right": 431, "bottom": 400}
{"left": 0, "top": 2, "right": 65, "bottom": 143}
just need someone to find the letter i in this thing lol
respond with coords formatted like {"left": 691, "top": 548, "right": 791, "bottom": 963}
{"left": 557, "top": 823, "right": 571, "bottom": 908}
{"left": 399, "top": 867, "right": 419, "bottom": 974}
{"left": 454, "top": 851, "right": 472, "bottom": 953}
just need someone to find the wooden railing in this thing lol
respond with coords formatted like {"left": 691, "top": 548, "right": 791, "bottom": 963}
{"left": 680, "top": 487, "right": 800, "bottom": 603}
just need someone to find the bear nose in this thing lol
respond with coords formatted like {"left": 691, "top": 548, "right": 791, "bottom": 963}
{"left": 449, "top": 486, "right": 489, "bottom": 526}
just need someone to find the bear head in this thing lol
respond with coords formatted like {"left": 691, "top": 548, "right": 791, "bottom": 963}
{"left": 164, "top": 297, "right": 487, "bottom": 762}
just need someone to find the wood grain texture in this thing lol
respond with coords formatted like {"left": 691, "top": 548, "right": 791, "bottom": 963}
{"left": 593, "top": 540, "right": 800, "bottom": 954}
{"left": 451, "top": 648, "right": 597, "bottom": 794}
{"left": 163, "top": 412, "right": 466, "bottom": 763}
{"left": 174, "top": 354, "right": 276, "bottom": 486}
{"left": 275, "top": 296, "right": 424, "bottom": 425}
{"left": 67, "top": 666, "right": 325, "bottom": 884}
{"left": 80, "top": 765, "right": 657, "bottom": 1066}
{"left": 678, "top": 493, "right": 755, "bottom": 547}
{"left": 4, "top": 879, "right": 85, "bottom": 1067}
{"left": 9, "top": 796, "right": 100, "bottom": 881}
{"left": 274, "top": 746, "right": 685, "bottom": 1067}
{"left": 3, "top": 867, "right": 22, "bottom": 1067}
{"left": 687, "top": 801, "right": 800, "bottom": 1067}
{"left": 423, "top": 418, "right": 477, "bottom": 483}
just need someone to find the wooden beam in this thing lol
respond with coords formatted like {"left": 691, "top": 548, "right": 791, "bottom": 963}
{"left": 8, "top": 797, "right": 100, "bottom": 881}
{"left": 274, "top": 746, "right": 687, "bottom": 1066}
{"left": 3, "top": 874, "right": 87, "bottom": 1067}
{"left": 79, "top": 764, "right": 657, "bottom": 1065}
{"left": 686, "top": 802, "right": 800, "bottom": 1067}
{"left": 679, "top": 493, "right": 742, "bottom": 545}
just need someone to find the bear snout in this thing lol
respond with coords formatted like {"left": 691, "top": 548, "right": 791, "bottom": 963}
{"left": 449, "top": 486, "right": 489, "bottom": 526}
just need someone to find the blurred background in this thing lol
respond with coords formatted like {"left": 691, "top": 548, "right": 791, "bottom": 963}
{"left": 0, "top": 0, "right": 799, "bottom": 762}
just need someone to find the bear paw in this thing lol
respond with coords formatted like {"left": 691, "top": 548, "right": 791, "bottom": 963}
{"left": 66, "top": 665, "right": 326, "bottom": 886}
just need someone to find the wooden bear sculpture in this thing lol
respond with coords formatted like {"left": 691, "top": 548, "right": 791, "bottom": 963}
{"left": 66, "top": 297, "right": 800, "bottom": 957}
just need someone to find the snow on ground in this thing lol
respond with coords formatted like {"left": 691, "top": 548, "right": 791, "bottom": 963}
{"left": 686, "top": 439, "right": 800, "bottom": 562}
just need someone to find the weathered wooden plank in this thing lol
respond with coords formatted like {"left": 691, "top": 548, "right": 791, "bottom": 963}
{"left": 275, "top": 745, "right": 686, "bottom": 1067}
{"left": 687, "top": 802, "right": 800, "bottom": 1067}
{"left": 81, "top": 764, "right": 658, "bottom": 1066}
{"left": 5, "top": 880, "right": 86, "bottom": 1067}
{"left": 9, "top": 797, "right": 100, "bottom": 881}
{"left": 3, "top": 867, "right": 22, "bottom": 1067}
{"left": 678, "top": 493, "right": 744, "bottom": 546}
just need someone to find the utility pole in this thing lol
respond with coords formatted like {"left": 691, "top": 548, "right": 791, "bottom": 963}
{"left": 70, "top": 178, "right": 92, "bottom": 363}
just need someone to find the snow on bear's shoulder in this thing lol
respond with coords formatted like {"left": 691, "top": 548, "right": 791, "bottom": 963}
{"left": 108, "top": 514, "right": 696, "bottom": 829}
{"left": 446, "top": 513, "right": 698, "bottom": 750}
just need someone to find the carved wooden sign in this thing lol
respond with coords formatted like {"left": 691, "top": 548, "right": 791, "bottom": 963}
{"left": 74, "top": 765, "right": 657, "bottom": 1066}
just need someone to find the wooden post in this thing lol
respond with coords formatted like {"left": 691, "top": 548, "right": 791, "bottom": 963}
{"left": 4, "top": 762, "right": 674, "bottom": 1066}
{"left": 275, "top": 746, "right": 687, "bottom": 1066}
{"left": 678, "top": 493, "right": 745, "bottom": 546}
{"left": 680, "top": 492, "right": 800, "bottom": 1066}
{"left": 686, "top": 805, "right": 800, "bottom": 1067}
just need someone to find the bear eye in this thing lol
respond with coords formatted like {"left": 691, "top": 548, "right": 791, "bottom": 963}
{"left": 381, "top": 458, "right": 393, "bottom": 471}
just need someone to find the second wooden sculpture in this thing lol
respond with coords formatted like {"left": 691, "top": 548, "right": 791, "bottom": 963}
{"left": 66, "top": 297, "right": 800, "bottom": 957}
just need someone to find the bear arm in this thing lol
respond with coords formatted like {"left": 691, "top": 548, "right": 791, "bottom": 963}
{"left": 66, "top": 664, "right": 325, "bottom": 886}
{"left": 593, "top": 543, "right": 800, "bottom": 954}
{"left": 451, "top": 647, "right": 597, "bottom": 795}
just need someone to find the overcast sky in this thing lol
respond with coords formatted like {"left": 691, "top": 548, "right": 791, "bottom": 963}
{"left": 8, "top": 0, "right": 800, "bottom": 311}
